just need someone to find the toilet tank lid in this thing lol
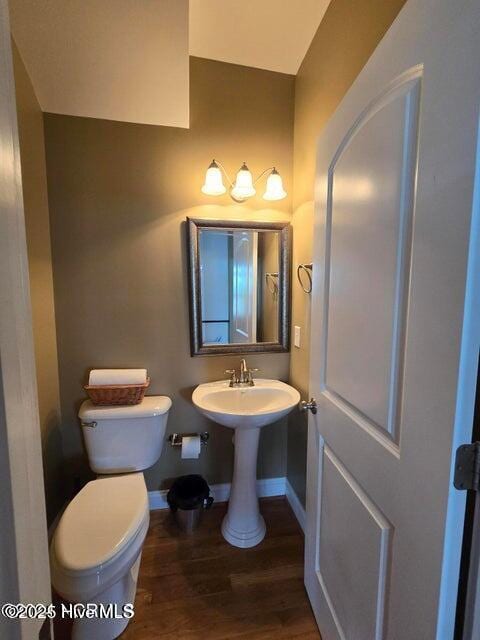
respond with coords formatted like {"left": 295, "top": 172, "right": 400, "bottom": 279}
{"left": 78, "top": 395, "right": 172, "bottom": 420}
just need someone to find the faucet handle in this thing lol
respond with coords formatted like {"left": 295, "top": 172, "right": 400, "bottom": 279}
{"left": 224, "top": 369, "right": 237, "bottom": 386}
{"left": 246, "top": 368, "right": 260, "bottom": 385}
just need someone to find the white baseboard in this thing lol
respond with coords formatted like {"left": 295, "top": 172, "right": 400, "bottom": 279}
{"left": 285, "top": 479, "right": 306, "bottom": 534}
{"left": 148, "top": 476, "right": 287, "bottom": 511}
{"left": 149, "top": 476, "right": 306, "bottom": 535}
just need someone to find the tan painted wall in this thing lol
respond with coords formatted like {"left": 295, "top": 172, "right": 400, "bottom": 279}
{"left": 287, "top": 0, "right": 407, "bottom": 505}
{"left": 9, "top": 0, "right": 189, "bottom": 128}
{"left": 12, "top": 42, "right": 63, "bottom": 524}
{"left": 44, "top": 57, "right": 295, "bottom": 493}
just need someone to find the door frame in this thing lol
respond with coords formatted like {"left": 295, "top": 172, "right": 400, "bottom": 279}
{"left": 455, "top": 355, "right": 480, "bottom": 639}
{"left": 465, "top": 496, "right": 480, "bottom": 638}
{"left": 438, "top": 109, "right": 480, "bottom": 638}
{"left": 0, "top": 1, "right": 51, "bottom": 638}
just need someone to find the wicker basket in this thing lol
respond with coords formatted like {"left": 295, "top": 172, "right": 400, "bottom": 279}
{"left": 84, "top": 378, "right": 150, "bottom": 406}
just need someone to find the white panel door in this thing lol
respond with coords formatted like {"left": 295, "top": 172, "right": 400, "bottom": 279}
{"left": 230, "top": 231, "right": 258, "bottom": 343}
{"left": 305, "top": 1, "right": 480, "bottom": 639}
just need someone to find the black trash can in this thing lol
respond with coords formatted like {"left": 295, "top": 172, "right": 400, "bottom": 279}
{"left": 167, "top": 475, "right": 213, "bottom": 534}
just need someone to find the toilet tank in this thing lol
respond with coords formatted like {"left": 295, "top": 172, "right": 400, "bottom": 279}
{"left": 78, "top": 396, "right": 172, "bottom": 474}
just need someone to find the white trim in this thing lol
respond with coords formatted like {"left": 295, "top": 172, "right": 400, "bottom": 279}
{"left": 0, "top": 0, "right": 51, "bottom": 633}
{"left": 149, "top": 476, "right": 308, "bottom": 536}
{"left": 285, "top": 479, "right": 306, "bottom": 534}
{"left": 257, "top": 476, "right": 286, "bottom": 499}
{"left": 437, "top": 85, "right": 480, "bottom": 640}
{"left": 149, "top": 476, "right": 286, "bottom": 511}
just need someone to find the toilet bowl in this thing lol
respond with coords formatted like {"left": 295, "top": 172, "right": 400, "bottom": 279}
{"left": 50, "top": 396, "right": 171, "bottom": 640}
{"left": 51, "top": 474, "right": 149, "bottom": 640}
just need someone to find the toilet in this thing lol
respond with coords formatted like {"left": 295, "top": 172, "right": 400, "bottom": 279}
{"left": 50, "top": 396, "right": 171, "bottom": 640}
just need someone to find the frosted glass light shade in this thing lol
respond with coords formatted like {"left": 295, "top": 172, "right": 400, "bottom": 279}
{"left": 201, "top": 160, "right": 226, "bottom": 196}
{"left": 231, "top": 163, "right": 256, "bottom": 201}
{"left": 263, "top": 169, "right": 287, "bottom": 201}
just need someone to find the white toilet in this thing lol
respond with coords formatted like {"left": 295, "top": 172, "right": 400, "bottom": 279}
{"left": 50, "top": 396, "right": 171, "bottom": 640}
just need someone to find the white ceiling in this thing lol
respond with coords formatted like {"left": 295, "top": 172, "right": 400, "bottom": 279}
{"left": 9, "top": 0, "right": 190, "bottom": 127}
{"left": 189, "top": 0, "right": 331, "bottom": 75}
{"left": 9, "top": 0, "right": 330, "bottom": 127}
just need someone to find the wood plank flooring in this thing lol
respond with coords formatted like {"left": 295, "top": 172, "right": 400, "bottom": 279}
{"left": 121, "top": 497, "right": 320, "bottom": 640}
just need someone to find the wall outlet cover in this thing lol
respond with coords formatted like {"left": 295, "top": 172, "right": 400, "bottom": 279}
{"left": 294, "top": 325, "right": 301, "bottom": 348}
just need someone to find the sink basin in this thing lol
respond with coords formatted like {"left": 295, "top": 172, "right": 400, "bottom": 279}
{"left": 192, "top": 378, "right": 300, "bottom": 548}
{"left": 192, "top": 379, "right": 300, "bottom": 429}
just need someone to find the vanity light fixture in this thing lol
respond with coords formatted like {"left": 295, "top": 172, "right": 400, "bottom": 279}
{"left": 201, "top": 160, "right": 227, "bottom": 196}
{"left": 201, "top": 159, "right": 287, "bottom": 203}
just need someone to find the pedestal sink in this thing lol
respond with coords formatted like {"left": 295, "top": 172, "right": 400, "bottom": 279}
{"left": 192, "top": 379, "right": 300, "bottom": 548}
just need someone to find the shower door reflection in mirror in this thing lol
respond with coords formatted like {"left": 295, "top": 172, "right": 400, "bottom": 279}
{"left": 187, "top": 219, "right": 291, "bottom": 355}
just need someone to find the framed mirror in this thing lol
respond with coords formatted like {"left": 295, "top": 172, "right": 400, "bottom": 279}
{"left": 187, "top": 218, "right": 291, "bottom": 356}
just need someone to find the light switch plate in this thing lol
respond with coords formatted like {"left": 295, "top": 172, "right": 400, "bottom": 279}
{"left": 294, "top": 325, "right": 301, "bottom": 348}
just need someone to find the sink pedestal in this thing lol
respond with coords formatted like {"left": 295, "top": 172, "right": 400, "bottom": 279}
{"left": 192, "top": 378, "right": 301, "bottom": 548}
{"left": 221, "top": 427, "right": 266, "bottom": 548}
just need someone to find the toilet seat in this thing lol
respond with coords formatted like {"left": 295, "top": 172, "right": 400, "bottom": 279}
{"left": 53, "top": 473, "right": 148, "bottom": 574}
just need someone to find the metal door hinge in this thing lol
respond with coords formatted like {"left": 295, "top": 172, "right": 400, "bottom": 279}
{"left": 454, "top": 442, "right": 480, "bottom": 492}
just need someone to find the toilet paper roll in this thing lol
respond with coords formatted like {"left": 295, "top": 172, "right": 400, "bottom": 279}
{"left": 88, "top": 369, "right": 147, "bottom": 386}
{"left": 181, "top": 435, "right": 201, "bottom": 459}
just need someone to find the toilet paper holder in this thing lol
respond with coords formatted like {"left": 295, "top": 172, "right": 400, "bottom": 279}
{"left": 168, "top": 432, "right": 210, "bottom": 447}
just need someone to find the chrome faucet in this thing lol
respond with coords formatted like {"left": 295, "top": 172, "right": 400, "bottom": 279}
{"left": 225, "top": 359, "right": 259, "bottom": 387}
{"left": 239, "top": 358, "right": 248, "bottom": 384}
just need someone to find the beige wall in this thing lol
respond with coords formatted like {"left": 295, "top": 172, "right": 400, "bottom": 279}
{"left": 287, "top": 0, "right": 407, "bottom": 504}
{"left": 10, "top": 0, "right": 190, "bottom": 128}
{"left": 12, "top": 42, "right": 63, "bottom": 524}
{"left": 44, "top": 57, "right": 295, "bottom": 493}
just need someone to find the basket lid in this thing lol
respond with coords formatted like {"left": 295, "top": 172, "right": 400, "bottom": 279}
{"left": 79, "top": 395, "right": 172, "bottom": 420}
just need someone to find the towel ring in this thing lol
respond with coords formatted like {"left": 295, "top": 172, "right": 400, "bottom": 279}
{"left": 265, "top": 272, "right": 279, "bottom": 299}
{"left": 297, "top": 263, "right": 313, "bottom": 294}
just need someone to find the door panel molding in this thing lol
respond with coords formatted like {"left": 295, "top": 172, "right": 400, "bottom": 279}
{"left": 326, "top": 66, "right": 423, "bottom": 172}
{"left": 315, "top": 444, "right": 392, "bottom": 640}
{"left": 320, "top": 69, "right": 422, "bottom": 452}
{"left": 321, "top": 389, "right": 401, "bottom": 458}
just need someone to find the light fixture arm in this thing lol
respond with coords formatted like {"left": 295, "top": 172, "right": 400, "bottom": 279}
{"left": 212, "top": 158, "right": 235, "bottom": 188}
{"left": 253, "top": 166, "right": 276, "bottom": 185}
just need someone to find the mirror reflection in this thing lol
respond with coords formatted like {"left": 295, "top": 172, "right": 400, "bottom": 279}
{"left": 199, "top": 228, "right": 280, "bottom": 345}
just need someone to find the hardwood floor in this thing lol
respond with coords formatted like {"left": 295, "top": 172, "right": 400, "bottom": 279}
{"left": 121, "top": 497, "right": 320, "bottom": 640}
